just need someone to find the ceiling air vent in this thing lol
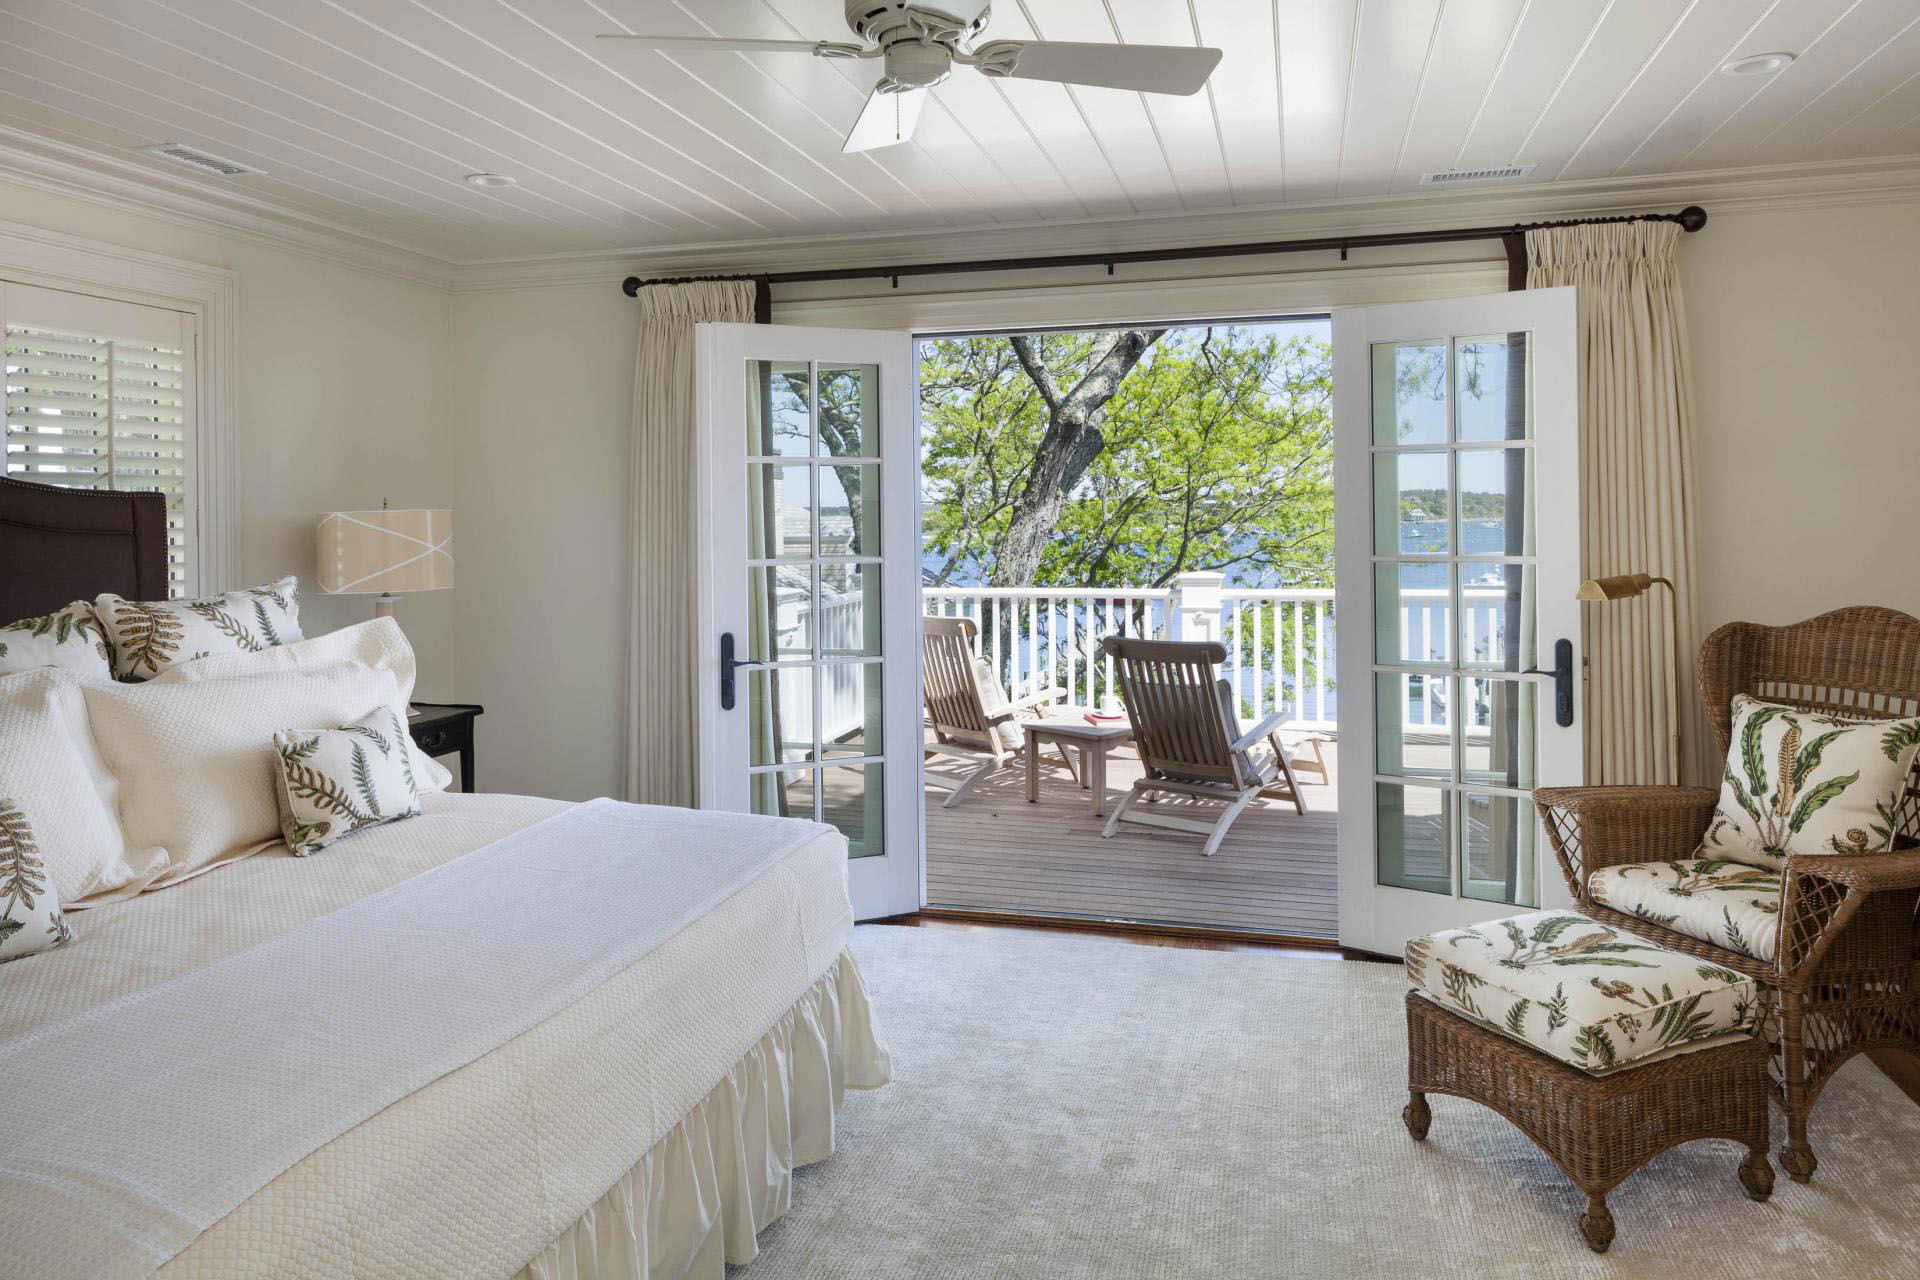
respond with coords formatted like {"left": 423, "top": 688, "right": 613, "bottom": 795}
{"left": 1420, "top": 164, "right": 1536, "bottom": 187}
{"left": 136, "top": 143, "right": 265, "bottom": 177}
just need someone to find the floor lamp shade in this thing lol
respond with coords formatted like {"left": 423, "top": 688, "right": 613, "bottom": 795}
{"left": 316, "top": 509, "right": 454, "bottom": 598}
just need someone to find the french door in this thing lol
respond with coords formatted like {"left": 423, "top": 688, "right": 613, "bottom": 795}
{"left": 695, "top": 323, "right": 924, "bottom": 920}
{"left": 1333, "top": 288, "right": 1582, "bottom": 956}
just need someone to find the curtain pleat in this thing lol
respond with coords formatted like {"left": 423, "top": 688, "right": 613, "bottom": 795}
{"left": 1526, "top": 221, "right": 1709, "bottom": 786}
{"left": 625, "top": 280, "right": 759, "bottom": 806}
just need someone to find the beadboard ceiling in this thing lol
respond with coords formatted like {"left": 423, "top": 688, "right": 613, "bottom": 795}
{"left": 0, "top": 0, "right": 1916, "bottom": 268}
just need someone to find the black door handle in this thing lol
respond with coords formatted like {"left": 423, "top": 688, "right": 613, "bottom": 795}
{"left": 719, "top": 632, "right": 751, "bottom": 711}
{"left": 1520, "top": 637, "right": 1576, "bottom": 728}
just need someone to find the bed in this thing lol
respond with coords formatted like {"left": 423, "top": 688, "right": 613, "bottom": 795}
{"left": 0, "top": 478, "right": 890, "bottom": 1280}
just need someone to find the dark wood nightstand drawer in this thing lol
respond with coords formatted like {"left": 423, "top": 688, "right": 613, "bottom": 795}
{"left": 407, "top": 702, "right": 483, "bottom": 793}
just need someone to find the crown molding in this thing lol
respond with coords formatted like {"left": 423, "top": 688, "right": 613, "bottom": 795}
{"left": 452, "top": 153, "right": 1920, "bottom": 293}
{"left": 0, "top": 127, "right": 458, "bottom": 290}
{"left": 2, "top": 118, "right": 1915, "bottom": 298}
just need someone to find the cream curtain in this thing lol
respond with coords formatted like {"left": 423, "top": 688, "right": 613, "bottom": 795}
{"left": 626, "top": 279, "right": 758, "bottom": 806}
{"left": 1526, "top": 221, "right": 1709, "bottom": 786}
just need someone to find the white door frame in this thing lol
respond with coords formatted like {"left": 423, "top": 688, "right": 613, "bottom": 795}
{"left": 1333, "top": 287, "right": 1582, "bottom": 956}
{"left": 694, "top": 322, "right": 924, "bottom": 920}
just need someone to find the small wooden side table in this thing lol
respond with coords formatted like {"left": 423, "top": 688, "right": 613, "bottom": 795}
{"left": 1023, "top": 716, "right": 1133, "bottom": 817}
{"left": 408, "top": 702, "right": 483, "bottom": 793}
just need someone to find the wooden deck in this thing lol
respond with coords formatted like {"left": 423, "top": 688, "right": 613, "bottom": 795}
{"left": 925, "top": 738, "right": 1340, "bottom": 939}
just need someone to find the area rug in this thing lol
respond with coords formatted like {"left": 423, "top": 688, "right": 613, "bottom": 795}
{"left": 739, "top": 922, "right": 1920, "bottom": 1278}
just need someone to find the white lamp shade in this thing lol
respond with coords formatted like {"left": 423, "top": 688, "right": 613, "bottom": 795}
{"left": 316, "top": 509, "right": 454, "bottom": 596}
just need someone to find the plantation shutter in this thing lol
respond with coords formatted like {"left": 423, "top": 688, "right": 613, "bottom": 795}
{"left": 2, "top": 282, "right": 196, "bottom": 596}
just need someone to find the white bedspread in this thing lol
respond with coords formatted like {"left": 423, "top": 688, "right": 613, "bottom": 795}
{"left": 0, "top": 797, "right": 844, "bottom": 1280}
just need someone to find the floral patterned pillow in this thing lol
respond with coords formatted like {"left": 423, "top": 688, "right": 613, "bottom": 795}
{"left": 0, "top": 601, "right": 112, "bottom": 680}
{"left": 271, "top": 702, "right": 421, "bottom": 856}
{"left": 0, "top": 797, "right": 74, "bottom": 962}
{"left": 1702, "top": 694, "right": 1920, "bottom": 870}
{"left": 95, "top": 577, "right": 303, "bottom": 682}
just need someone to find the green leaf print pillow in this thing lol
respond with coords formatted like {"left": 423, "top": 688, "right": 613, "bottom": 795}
{"left": 1701, "top": 694, "right": 1920, "bottom": 870}
{"left": 270, "top": 702, "right": 421, "bottom": 856}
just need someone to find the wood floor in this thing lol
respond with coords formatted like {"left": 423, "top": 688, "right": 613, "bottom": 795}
{"left": 924, "top": 739, "right": 1340, "bottom": 939}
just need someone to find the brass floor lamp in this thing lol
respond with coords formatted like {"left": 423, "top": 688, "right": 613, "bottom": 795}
{"left": 1575, "top": 573, "right": 1682, "bottom": 785}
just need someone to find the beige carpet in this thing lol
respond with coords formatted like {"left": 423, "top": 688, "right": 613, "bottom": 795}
{"left": 739, "top": 922, "right": 1920, "bottom": 1278}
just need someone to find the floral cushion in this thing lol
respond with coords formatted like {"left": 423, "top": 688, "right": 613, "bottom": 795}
{"left": 0, "top": 797, "right": 74, "bottom": 962}
{"left": 0, "top": 601, "right": 112, "bottom": 680}
{"left": 1702, "top": 694, "right": 1920, "bottom": 870}
{"left": 271, "top": 702, "right": 421, "bottom": 856}
{"left": 94, "top": 577, "right": 304, "bottom": 682}
{"left": 1589, "top": 859, "right": 1782, "bottom": 962}
{"left": 1405, "top": 911, "right": 1760, "bottom": 1074}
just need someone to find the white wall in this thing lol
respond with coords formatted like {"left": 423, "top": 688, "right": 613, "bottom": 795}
{"left": 0, "top": 178, "right": 460, "bottom": 700}
{"left": 1679, "top": 201, "right": 1920, "bottom": 634}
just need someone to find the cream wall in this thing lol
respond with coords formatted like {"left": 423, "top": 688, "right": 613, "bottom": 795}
{"left": 0, "top": 179, "right": 460, "bottom": 701}
{"left": 1678, "top": 201, "right": 1920, "bottom": 634}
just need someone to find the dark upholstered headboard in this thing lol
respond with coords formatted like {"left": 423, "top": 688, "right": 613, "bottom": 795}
{"left": 0, "top": 476, "right": 169, "bottom": 626}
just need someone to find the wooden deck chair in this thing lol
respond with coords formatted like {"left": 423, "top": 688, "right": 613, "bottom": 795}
{"left": 1098, "top": 635, "right": 1307, "bottom": 856}
{"left": 922, "top": 615, "right": 1067, "bottom": 808}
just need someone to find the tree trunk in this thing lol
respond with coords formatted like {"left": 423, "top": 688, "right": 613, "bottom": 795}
{"left": 988, "top": 329, "right": 1165, "bottom": 586}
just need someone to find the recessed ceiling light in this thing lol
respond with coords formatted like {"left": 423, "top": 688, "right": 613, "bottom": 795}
{"left": 464, "top": 172, "right": 516, "bottom": 189}
{"left": 1721, "top": 52, "right": 1795, "bottom": 77}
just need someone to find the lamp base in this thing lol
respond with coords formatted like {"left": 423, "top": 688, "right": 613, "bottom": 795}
{"left": 373, "top": 594, "right": 397, "bottom": 619}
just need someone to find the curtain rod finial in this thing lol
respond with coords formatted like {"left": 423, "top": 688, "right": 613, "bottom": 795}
{"left": 622, "top": 277, "right": 641, "bottom": 297}
{"left": 1678, "top": 205, "right": 1707, "bottom": 233}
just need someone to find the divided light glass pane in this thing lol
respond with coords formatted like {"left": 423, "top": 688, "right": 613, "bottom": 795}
{"left": 747, "top": 667, "right": 815, "bottom": 767}
{"left": 1455, "top": 334, "right": 1529, "bottom": 442}
{"left": 816, "top": 363, "right": 878, "bottom": 458}
{"left": 1461, "top": 677, "right": 1538, "bottom": 789}
{"left": 1375, "top": 672, "right": 1449, "bottom": 781}
{"left": 1374, "top": 451, "right": 1448, "bottom": 555}
{"left": 818, "top": 463, "right": 879, "bottom": 557}
{"left": 750, "top": 766, "right": 816, "bottom": 823}
{"left": 821, "top": 763, "right": 884, "bottom": 857}
{"left": 1374, "top": 562, "right": 1451, "bottom": 666}
{"left": 1462, "top": 791, "right": 1538, "bottom": 907}
{"left": 1376, "top": 782, "right": 1451, "bottom": 896}
{"left": 819, "top": 662, "right": 883, "bottom": 757}
{"left": 818, "top": 563, "right": 882, "bottom": 657}
{"left": 1458, "top": 561, "right": 1536, "bottom": 671}
{"left": 1456, "top": 448, "right": 1533, "bottom": 556}
{"left": 746, "top": 463, "right": 813, "bottom": 560}
{"left": 745, "top": 565, "right": 813, "bottom": 662}
{"left": 1371, "top": 341, "right": 1448, "bottom": 445}
{"left": 745, "top": 360, "right": 810, "bottom": 456}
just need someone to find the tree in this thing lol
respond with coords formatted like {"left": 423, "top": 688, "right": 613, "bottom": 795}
{"left": 920, "top": 324, "right": 1334, "bottom": 590}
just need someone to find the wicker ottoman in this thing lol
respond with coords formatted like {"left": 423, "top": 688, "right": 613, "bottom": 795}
{"left": 1401, "top": 911, "right": 1774, "bottom": 1253}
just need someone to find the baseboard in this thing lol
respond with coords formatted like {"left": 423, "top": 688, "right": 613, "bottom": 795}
{"left": 1869, "top": 1048, "right": 1920, "bottom": 1106}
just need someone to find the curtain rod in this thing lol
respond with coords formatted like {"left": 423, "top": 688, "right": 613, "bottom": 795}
{"left": 621, "top": 205, "right": 1705, "bottom": 297}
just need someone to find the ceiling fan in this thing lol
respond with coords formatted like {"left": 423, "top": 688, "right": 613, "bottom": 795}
{"left": 598, "top": 1, "right": 1223, "bottom": 154}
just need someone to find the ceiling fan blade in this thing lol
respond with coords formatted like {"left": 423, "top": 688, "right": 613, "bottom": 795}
{"left": 975, "top": 40, "right": 1222, "bottom": 95}
{"left": 842, "top": 86, "right": 925, "bottom": 154}
{"left": 595, "top": 34, "right": 836, "bottom": 55}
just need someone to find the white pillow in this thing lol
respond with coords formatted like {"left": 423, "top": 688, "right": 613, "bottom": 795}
{"left": 0, "top": 600, "right": 113, "bottom": 680}
{"left": 0, "top": 795, "right": 75, "bottom": 962}
{"left": 1702, "top": 693, "right": 1920, "bottom": 870}
{"left": 273, "top": 702, "right": 422, "bottom": 856}
{"left": 0, "top": 669, "right": 165, "bottom": 907}
{"left": 94, "top": 576, "right": 303, "bottom": 681}
{"left": 81, "top": 620, "right": 448, "bottom": 882}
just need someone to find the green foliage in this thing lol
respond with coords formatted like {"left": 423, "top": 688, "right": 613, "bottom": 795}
{"left": 918, "top": 325, "right": 1333, "bottom": 591}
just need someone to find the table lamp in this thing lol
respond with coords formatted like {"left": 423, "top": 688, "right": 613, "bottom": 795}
{"left": 315, "top": 507, "right": 454, "bottom": 619}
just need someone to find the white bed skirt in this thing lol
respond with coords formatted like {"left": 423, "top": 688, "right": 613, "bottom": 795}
{"left": 517, "top": 949, "right": 890, "bottom": 1280}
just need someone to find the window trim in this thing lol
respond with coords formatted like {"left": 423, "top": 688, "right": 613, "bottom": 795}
{"left": 0, "top": 215, "right": 235, "bottom": 594}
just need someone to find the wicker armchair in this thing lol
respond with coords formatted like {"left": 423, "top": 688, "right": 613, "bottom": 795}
{"left": 1535, "top": 606, "right": 1920, "bottom": 1183}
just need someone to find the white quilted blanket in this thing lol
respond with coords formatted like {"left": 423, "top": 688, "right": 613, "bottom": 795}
{"left": 0, "top": 798, "right": 841, "bottom": 1280}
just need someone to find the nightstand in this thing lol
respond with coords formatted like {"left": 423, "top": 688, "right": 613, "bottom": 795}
{"left": 408, "top": 703, "right": 483, "bottom": 793}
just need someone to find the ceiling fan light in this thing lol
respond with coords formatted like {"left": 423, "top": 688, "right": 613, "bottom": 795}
{"left": 1720, "top": 52, "right": 1795, "bottom": 77}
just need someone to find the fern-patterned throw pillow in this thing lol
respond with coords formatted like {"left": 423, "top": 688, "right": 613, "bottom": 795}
{"left": 95, "top": 577, "right": 304, "bottom": 682}
{"left": 271, "top": 703, "right": 421, "bottom": 856}
{"left": 1703, "top": 694, "right": 1920, "bottom": 871}
{"left": 0, "top": 600, "right": 112, "bottom": 680}
{"left": 0, "top": 797, "right": 74, "bottom": 962}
